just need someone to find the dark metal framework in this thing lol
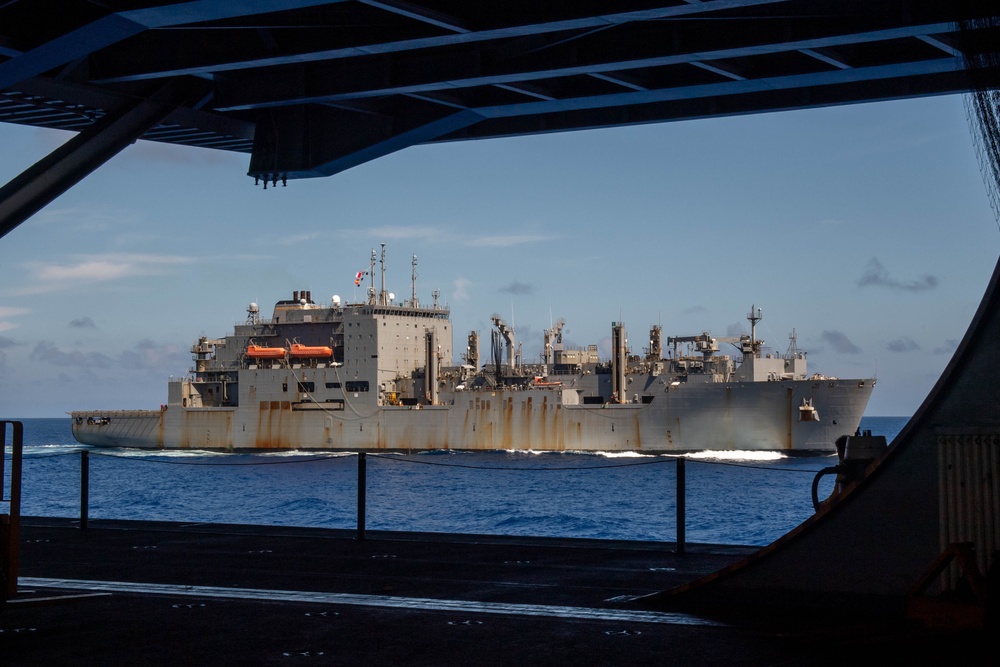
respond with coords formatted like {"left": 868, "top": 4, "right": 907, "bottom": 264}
{"left": 1, "top": 1, "right": 999, "bottom": 236}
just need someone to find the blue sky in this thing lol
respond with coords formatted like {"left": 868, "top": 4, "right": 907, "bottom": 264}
{"left": 1, "top": 94, "right": 997, "bottom": 417}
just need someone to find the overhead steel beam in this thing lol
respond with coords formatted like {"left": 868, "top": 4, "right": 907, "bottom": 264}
{"left": 447, "top": 66, "right": 980, "bottom": 143}
{"left": 471, "top": 58, "right": 967, "bottom": 121}
{"left": 244, "top": 55, "right": 969, "bottom": 180}
{"left": 248, "top": 104, "right": 482, "bottom": 180}
{"left": 10, "top": 78, "right": 254, "bottom": 145}
{"left": 0, "top": 0, "right": 345, "bottom": 89}
{"left": 91, "top": 0, "right": 791, "bottom": 84}
{"left": 0, "top": 15, "right": 146, "bottom": 90}
{"left": 0, "top": 87, "right": 176, "bottom": 240}
{"left": 357, "top": 0, "right": 470, "bottom": 33}
{"left": 213, "top": 22, "right": 957, "bottom": 111}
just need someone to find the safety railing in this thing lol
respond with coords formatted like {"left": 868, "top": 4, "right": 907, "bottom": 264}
{"left": 67, "top": 448, "right": 694, "bottom": 545}
{"left": 20, "top": 445, "right": 838, "bottom": 552}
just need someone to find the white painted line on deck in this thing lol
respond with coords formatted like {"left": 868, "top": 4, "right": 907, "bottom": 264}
{"left": 19, "top": 577, "right": 722, "bottom": 627}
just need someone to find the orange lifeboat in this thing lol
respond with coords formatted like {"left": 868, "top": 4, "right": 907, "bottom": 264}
{"left": 290, "top": 343, "right": 333, "bottom": 358}
{"left": 247, "top": 345, "right": 286, "bottom": 359}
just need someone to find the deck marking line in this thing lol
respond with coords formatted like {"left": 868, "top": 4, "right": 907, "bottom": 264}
{"left": 19, "top": 577, "right": 722, "bottom": 626}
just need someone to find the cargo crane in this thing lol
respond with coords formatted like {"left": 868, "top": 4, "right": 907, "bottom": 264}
{"left": 543, "top": 318, "right": 565, "bottom": 366}
{"left": 491, "top": 315, "right": 516, "bottom": 373}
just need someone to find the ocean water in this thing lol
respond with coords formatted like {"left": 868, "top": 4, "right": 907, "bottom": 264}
{"left": 3, "top": 416, "right": 908, "bottom": 546}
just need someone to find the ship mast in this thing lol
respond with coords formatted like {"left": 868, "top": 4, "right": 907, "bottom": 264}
{"left": 379, "top": 242, "right": 388, "bottom": 306}
{"left": 411, "top": 254, "right": 419, "bottom": 307}
{"left": 785, "top": 328, "right": 799, "bottom": 359}
{"left": 747, "top": 305, "right": 763, "bottom": 357}
{"left": 368, "top": 248, "right": 376, "bottom": 305}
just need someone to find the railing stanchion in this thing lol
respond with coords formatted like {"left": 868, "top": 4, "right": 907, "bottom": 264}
{"left": 80, "top": 450, "right": 89, "bottom": 529}
{"left": 1, "top": 421, "right": 24, "bottom": 601}
{"left": 676, "top": 456, "right": 686, "bottom": 555}
{"left": 357, "top": 452, "right": 366, "bottom": 541}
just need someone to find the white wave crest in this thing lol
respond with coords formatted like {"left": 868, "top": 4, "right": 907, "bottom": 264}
{"left": 257, "top": 450, "right": 354, "bottom": 458}
{"left": 498, "top": 449, "right": 661, "bottom": 459}
{"left": 100, "top": 448, "right": 229, "bottom": 459}
{"left": 20, "top": 445, "right": 84, "bottom": 456}
{"left": 594, "top": 451, "right": 659, "bottom": 458}
{"left": 683, "top": 450, "right": 786, "bottom": 461}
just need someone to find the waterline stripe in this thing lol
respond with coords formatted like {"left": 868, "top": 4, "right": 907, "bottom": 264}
{"left": 19, "top": 577, "right": 721, "bottom": 627}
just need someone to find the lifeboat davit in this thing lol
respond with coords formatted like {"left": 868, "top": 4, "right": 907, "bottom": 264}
{"left": 247, "top": 345, "right": 286, "bottom": 359}
{"left": 290, "top": 343, "right": 334, "bottom": 358}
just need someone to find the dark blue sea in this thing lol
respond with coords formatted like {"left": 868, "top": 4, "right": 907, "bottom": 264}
{"left": 3, "top": 417, "right": 908, "bottom": 546}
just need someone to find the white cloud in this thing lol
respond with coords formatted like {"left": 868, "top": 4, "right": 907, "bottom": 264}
{"left": 33, "top": 204, "right": 153, "bottom": 232}
{"left": 15, "top": 254, "right": 194, "bottom": 294}
{"left": 465, "top": 233, "right": 557, "bottom": 248}
{"left": 274, "top": 230, "right": 339, "bottom": 245}
{"left": 368, "top": 225, "right": 441, "bottom": 240}
{"left": 453, "top": 276, "right": 472, "bottom": 301}
{"left": 36, "top": 259, "right": 133, "bottom": 283}
{"left": 0, "top": 306, "right": 30, "bottom": 332}
{"left": 267, "top": 224, "right": 441, "bottom": 245}
{"left": 29, "top": 338, "right": 187, "bottom": 371}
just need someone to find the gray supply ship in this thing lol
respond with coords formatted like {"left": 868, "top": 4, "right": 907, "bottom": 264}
{"left": 72, "top": 248, "right": 874, "bottom": 453}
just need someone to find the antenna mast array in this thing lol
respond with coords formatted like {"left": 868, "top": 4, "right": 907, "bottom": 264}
{"left": 411, "top": 254, "right": 419, "bottom": 307}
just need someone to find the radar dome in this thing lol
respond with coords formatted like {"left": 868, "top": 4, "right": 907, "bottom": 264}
{"left": 248, "top": 303, "right": 259, "bottom": 312}
{"left": 331, "top": 295, "right": 341, "bottom": 306}
{"left": 388, "top": 292, "right": 395, "bottom": 302}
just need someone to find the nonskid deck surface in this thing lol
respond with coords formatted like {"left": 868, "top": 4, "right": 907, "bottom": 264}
{"left": 4, "top": 519, "right": 989, "bottom": 665}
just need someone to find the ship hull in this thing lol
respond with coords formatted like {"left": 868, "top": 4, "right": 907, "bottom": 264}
{"left": 72, "top": 377, "right": 873, "bottom": 453}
